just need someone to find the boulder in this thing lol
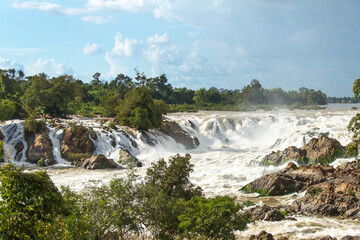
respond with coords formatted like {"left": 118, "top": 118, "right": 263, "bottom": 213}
{"left": 26, "top": 128, "right": 56, "bottom": 166}
{"left": 243, "top": 161, "right": 360, "bottom": 218}
{"left": 263, "top": 146, "right": 306, "bottom": 165}
{"left": 247, "top": 206, "right": 285, "bottom": 221}
{"left": 303, "top": 135, "right": 345, "bottom": 164}
{"left": 262, "top": 136, "right": 345, "bottom": 166}
{"left": 76, "top": 154, "right": 119, "bottom": 170}
{"left": 118, "top": 149, "right": 143, "bottom": 168}
{"left": 0, "top": 130, "right": 4, "bottom": 141}
{"left": 249, "top": 231, "right": 274, "bottom": 240}
{"left": 61, "top": 126, "right": 95, "bottom": 161}
{"left": 160, "top": 121, "right": 200, "bottom": 150}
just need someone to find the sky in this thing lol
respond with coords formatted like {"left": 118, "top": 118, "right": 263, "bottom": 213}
{"left": 0, "top": 0, "right": 359, "bottom": 97}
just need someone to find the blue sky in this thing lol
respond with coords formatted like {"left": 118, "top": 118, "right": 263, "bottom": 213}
{"left": 0, "top": 0, "right": 359, "bottom": 97}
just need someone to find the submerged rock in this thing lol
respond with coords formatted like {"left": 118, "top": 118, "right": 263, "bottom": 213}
{"left": 160, "top": 121, "right": 200, "bottom": 150}
{"left": 75, "top": 154, "right": 119, "bottom": 170}
{"left": 61, "top": 126, "right": 95, "bottom": 161}
{"left": 118, "top": 149, "right": 143, "bottom": 168}
{"left": 26, "top": 128, "right": 56, "bottom": 166}
{"left": 262, "top": 136, "right": 345, "bottom": 166}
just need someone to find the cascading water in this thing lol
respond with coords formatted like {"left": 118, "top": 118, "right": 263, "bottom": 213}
{"left": 0, "top": 121, "right": 27, "bottom": 162}
{"left": 0, "top": 108, "right": 359, "bottom": 239}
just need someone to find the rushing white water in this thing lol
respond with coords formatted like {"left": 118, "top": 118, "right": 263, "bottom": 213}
{"left": 0, "top": 107, "right": 359, "bottom": 239}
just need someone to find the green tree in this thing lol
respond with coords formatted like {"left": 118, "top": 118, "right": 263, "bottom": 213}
{"left": 0, "top": 99, "right": 16, "bottom": 121}
{"left": 116, "top": 87, "right": 164, "bottom": 130}
{"left": 178, "top": 196, "right": 249, "bottom": 240}
{"left": 0, "top": 163, "right": 64, "bottom": 239}
{"left": 347, "top": 78, "right": 360, "bottom": 161}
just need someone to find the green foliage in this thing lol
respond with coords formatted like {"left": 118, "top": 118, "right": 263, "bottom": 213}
{"left": 21, "top": 74, "right": 77, "bottom": 117}
{"left": 0, "top": 163, "right": 63, "bottom": 239}
{"left": 0, "top": 99, "right": 16, "bottom": 121}
{"left": 241, "top": 200, "right": 255, "bottom": 208}
{"left": 145, "top": 153, "right": 202, "bottom": 200}
{"left": 0, "top": 141, "right": 4, "bottom": 162}
{"left": 108, "top": 121, "right": 117, "bottom": 130}
{"left": 23, "top": 117, "right": 47, "bottom": 136}
{"left": 240, "top": 184, "right": 270, "bottom": 197}
{"left": 178, "top": 196, "right": 249, "bottom": 240}
{"left": 116, "top": 87, "right": 163, "bottom": 130}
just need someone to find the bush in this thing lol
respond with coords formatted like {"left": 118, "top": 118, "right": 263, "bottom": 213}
{"left": 0, "top": 163, "right": 63, "bottom": 239}
{"left": 0, "top": 141, "right": 4, "bottom": 162}
{"left": 178, "top": 196, "right": 249, "bottom": 240}
{"left": 24, "top": 116, "right": 47, "bottom": 136}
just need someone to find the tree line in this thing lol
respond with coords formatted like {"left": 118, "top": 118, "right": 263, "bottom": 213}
{"left": 0, "top": 69, "right": 327, "bottom": 129}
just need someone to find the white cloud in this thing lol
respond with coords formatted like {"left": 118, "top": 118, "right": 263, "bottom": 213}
{"left": 25, "top": 58, "right": 73, "bottom": 76}
{"left": 112, "top": 33, "right": 142, "bottom": 57}
{"left": 147, "top": 33, "right": 171, "bottom": 45}
{"left": 83, "top": 43, "right": 102, "bottom": 55}
{"left": 12, "top": 1, "right": 85, "bottom": 15}
{"left": 82, "top": 15, "right": 111, "bottom": 24}
{"left": 0, "top": 58, "right": 24, "bottom": 71}
{"left": 104, "top": 52, "right": 129, "bottom": 78}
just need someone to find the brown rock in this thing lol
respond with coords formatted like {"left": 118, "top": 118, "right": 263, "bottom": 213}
{"left": 76, "top": 154, "right": 119, "bottom": 170}
{"left": 263, "top": 146, "right": 306, "bottom": 165}
{"left": 249, "top": 231, "right": 274, "bottom": 240}
{"left": 303, "top": 135, "right": 345, "bottom": 164}
{"left": 0, "top": 130, "right": 4, "bottom": 141}
{"left": 26, "top": 128, "right": 56, "bottom": 166}
{"left": 160, "top": 121, "right": 200, "bottom": 150}
{"left": 118, "top": 149, "right": 143, "bottom": 168}
{"left": 61, "top": 126, "right": 95, "bottom": 161}
{"left": 247, "top": 206, "right": 285, "bottom": 221}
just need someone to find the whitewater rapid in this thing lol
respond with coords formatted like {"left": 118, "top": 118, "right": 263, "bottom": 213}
{"left": 1, "top": 106, "right": 359, "bottom": 239}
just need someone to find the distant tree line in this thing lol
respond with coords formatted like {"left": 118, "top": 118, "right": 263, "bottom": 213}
{"left": 327, "top": 96, "right": 359, "bottom": 103}
{"left": 0, "top": 69, "right": 328, "bottom": 129}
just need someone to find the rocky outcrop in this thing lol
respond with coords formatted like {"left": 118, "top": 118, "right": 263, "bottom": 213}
{"left": 75, "top": 154, "right": 119, "bottom": 170}
{"left": 0, "top": 130, "right": 4, "bottom": 141}
{"left": 118, "top": 149, "right": 143, "bottom": 168}
{"left": 249, "top": 231, "right": 276, "bottom": 240}
{"left": 61, "top": 126, "right": 95, "bottom": 161}
{"left": 263, "top": 146, "right": 307, "bottom": 166}
{"left": 242, "top": 161, "right": 360, "bottom": 218}
{"left": 160, "top": 121, "right": 200, "bottom": 150}
{"left": 26, "top": 128, "right": 56, "bottom": 166}
{"left": 263, "top": 136, "right": 345, "bottom": 166}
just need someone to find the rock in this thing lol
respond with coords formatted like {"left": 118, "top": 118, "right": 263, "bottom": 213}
{"left": 249, "top": 231, "right": 274, "bottom": 240}
{"left": 303, "top": 135, "right": 345, "bottom": 164}
{"left": 118, "top": 149, "right": 143, "bottom": 168}
{"left": 0, "top": 130, "right": 4, "bottom": 140}
{"left": 262, "top": 136, "right": 345, "bottom": 166}
{"left": 76, "top": 154, "right": 119, "bottom": 170}
{"left": 247, "top": 206, "right": 285, "bottom": 221}
{"left": 61, "top": 126, "right": 95, "bottom": 161}
{"left": 139, "top": 130, "right": 157, "bottom": 146}
{"left": 341, "top": 236, "right": 360, "bottom": 240}
{"left": 26, "top": 128, "right": 56, "bottom": 166}
{"left": 160, "top": 121, "right": 200, "bottom": 150}
{"left": 244, "top": 160, "right": 360, "bottom": 218}
{"left": 263, "top": 146, "right": 306, "bottom": 165}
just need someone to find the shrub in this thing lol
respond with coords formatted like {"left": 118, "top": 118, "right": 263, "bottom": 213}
{"left": 178, "top": 196, "right": 249, "bottom": 240}
{"left": 24, "top": 116, "right": 47, "bottom": 136}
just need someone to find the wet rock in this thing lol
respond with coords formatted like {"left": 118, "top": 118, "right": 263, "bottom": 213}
{"left": 246, "top": 206, "right": 285, "bottom": 221}
{"left": 139, "top": 130, "right": 157, "bottom": 146}
{"left": 160, "top": 121, "right": 200, "bottom": 150}
{"left": 118, "top": 149, "right": 143, "bottom": 168}
{"left": 263, "top": 146, "right": 306, "bottom": 165}
{"left": 76, "top": 154, "right": 119, "bottom": 170}
{"left": 0, "top": 130, "right": 4, "bottom": 140}
{"left": 303, "top": 135, "right": 345, "bottom": 164}
{"left": 262, "top": 136, "right": 345, "bottom": 166}
{"left": 244, "top": 160, "right": 360, "bottom": 218}
{"left": 249, "top": 231, "right": 274, "bottom": 240}
{"left": 26, "top": 128, "right": 56, "bottom": 166}
{"left": 61, "top": 126, "right": 95, "bottom": 162}
{"left": 341, "top": 236, "right": 360, "bottom": 240}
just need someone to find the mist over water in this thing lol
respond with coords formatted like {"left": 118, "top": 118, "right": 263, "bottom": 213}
{"left": 1, "top": 107, "right": 359, "bottom": 239}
